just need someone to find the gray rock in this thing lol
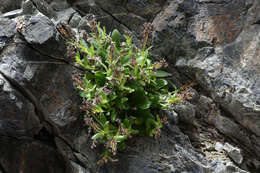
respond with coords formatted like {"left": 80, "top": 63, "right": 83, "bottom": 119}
{"left": 22, "top": 0, "right": 56, "bottom": 19}
{"left": 163, "top": 110, "right": 179, "bottom": 125}
{"left": 195, "top": 95, "right": 219, "bottom": 124}
{"left": 69, "top": 13, "right": 81, "bottom": 28}
{"left": 126, "top": 0, "right": 165, "bottom": 20}
{"left": 0, "top": 18, "right": 17, "bottom": 37}
{"left": 101, "top": 125, "right": 208, "bottom": 173}
{"left": 32, "top": 0, "right": 56, "bottom": 19}
{"left": 0, "top": 18, "right": 16, "bottom": 53}
{"left": 223, "top": 143, "right": 243, "bottom": 165}
{"left": 78, "top": 15, "right": 93, "bottom": 32}
{"left": 0, "top": 9, "right": 77, "bottom": 173}
{"left": 252, "top": 159, "right": 260, "bottom": 169}
{"left": 215, "top": 142, "right": 224, "bottom": 152}
{"left": 0, "top": 9, "right": 22, "bottom": 18}
{"left": 22, "top": 14, "right": 55, "bottom": 44}
{"left": 71, "top": 161, "right": 90, "bottom": 173}
{"left": 22, "top": 0, "right": 38, "bottom": 15}
{"left": 209, "top": 160, "right": 249, "bottom": 173}
{"left": 48, "top": 0, "right": 70, "bottom": 11}
{"left": 0, "top": 37, "right": 8, "bottom": 53}
{"left": 215, "top": 142, "right": 244, "bottom": 165}
{"left": 20, "top": 13, "right": 67, "bottom": 58}
{"left": 215, "top": 115, "right": 241, "bottom": 137}
{"left": 174, "top": 101, "right": 196, "bottom": 124}
{"left": 68, "top": 0, "right": 165, "bottom": 35}
{"left": 0, "top": 0, "right": 258, "bottom": 172}
{"left": 55, "top": 8, "right": 76, "bottom": 24}
{"left": 188, "top": 87, "right": 200, "bottom": 104}
{"left": 157, "top": 0, "right": 260, "bottom": 163}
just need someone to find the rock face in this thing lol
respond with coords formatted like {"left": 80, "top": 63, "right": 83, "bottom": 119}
{"left": 0, "top": 0, "right": 259, "bottom": 172}
{"left": 0, "top": 0, "right": 23, "bottom": 13}
{"left": 169, "top": 0, "right": 260, "bottom": 161}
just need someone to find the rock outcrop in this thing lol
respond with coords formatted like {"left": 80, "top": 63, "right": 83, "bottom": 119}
{"left": 0, "top": 0, "right": 259, "bottom": 172}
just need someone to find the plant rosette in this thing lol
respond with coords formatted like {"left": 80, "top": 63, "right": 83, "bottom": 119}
{"left": 72, "top": 20, "right": 180, "bottom": 163}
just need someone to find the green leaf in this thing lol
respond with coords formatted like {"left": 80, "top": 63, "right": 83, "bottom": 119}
{"left": 156, "top": 79, "right": 168, "bottom": 89}
{"left": 112, "top": 29, "right": 121, "bottom": 48}
{"left": 100, "top": 91, "right": 108, "bottom": 104}
{"left": 130, "top": 89, "right": 151, "bottom": 109}
{"left": 75, "top": 52, "right": 83, "bottom": 66}
{"left": 92, "top": 132, "right": 104, "bottom": 140}
{"left": 120, "top": 97, "right": 128, "bottom": 104}
{"left": 118, "top": 142, "right": 126, "bottom": 151}
{"left": 95, "top": 71, "right": 106, "bottom": 85}
{"left": 136, "top": 56, "right": 145, "bottom": 65}
{"left": 154, "top": 70, "right": 172, "bottom": 77}
{"left": 94, "top": 105, "right": 104, "bottom": 113}
{"left": 120, "top": 55, "right": 131, "bottom": 65}
{"left": 169, "top": 97, "right": 181, "bottom": 104}
{"left": 104, "top": 121, "right": 110, "bottom": 132}
{"left": 90, "top": 45, "right": 95, "bottom": 57}
{"left": 111, "top": 111, "right": 117, "bottom": 122}
{"left": 114, "top": 135, "right": 127, "bottom": 142}
{"left": 138, "top": 97, "right": 151, "bottom": 109}
{"left": 106, "top": 68, "right": 113, "bottom": 80}
{"left": 85, "top": 72, "right": 94, "bottom": 80}
{"left": 100, "top": 113, "right": 107, "bottom": 125}
{"left": 122, "top": 86, "right": 135, "bottom": 93}
{"left": 79, "top": 91, "right": 89, "bottom": 98}
{"left": 109, "top": 92, "right": 117, "bottom": 101}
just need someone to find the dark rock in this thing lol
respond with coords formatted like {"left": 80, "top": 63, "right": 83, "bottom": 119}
{"left": 102, "top": 125, "right": 208, "bottom": 173}
{"left": 22, "top": 0, "right": 38, "bottom": 15}
{"left": 0, "top": 137, "right": 70, "bottom": 173}
{"left": 153, "top": 0, "right": 260, "bottom": 164}
{"left": 49, "top": 0, "right": 70, "bottom": 11}
{"left": 20, "top": 13, "right": 67, "bottom": 58}
{"left": 32, "top": 0, "right": 56, "bottom": 19}
{"left": 177, "top": 0, "right": 198, "bottom": 16}
{"left": 56, "top": 8, "right": 76, "bottom": 24}
{"left": 0, "top": 0, "right": 259, "bottom": 172}
{"left": 163, "top": 110, "right": 179, "bottom": 124}
{"left": 0, "top": 73, "right": 39, "bottom": 136}
{"left": 69, "top": 13, "right": 81, "bottom": 28}
{"left": 71, "top": 161, "right": 90, "bottom": 173}
{"left": 0, "top": 9, "right": 77, "bottom": 173}
{"left": 21, "top": 15, "right": 55, "bottom": 44}
{"left": 68, "top": 0, "right": 165, "bottom": 35}
{"left": 0, "top": 42, "right": 78, "bottom": 128}
{"left": 66, "top": 0, "right": 128, "bottom": 33}
{"left": 151, "top": 0, "right": 197, "bottom": 61}
{"left": 126, "top": 0, "right": 166, "bottom": 20}
{"left": 22, "top": 0, "right": 56, "bottom": 19}
{"left": 0, "top": 0, "right": 22, "bottom": 13}
{"left": 174, "top": 101, "right": 196, "bottom": 124}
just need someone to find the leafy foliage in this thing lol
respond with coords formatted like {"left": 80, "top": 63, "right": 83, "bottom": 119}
{"left": 73, "top": 21, "right": 179, "bottom": 163}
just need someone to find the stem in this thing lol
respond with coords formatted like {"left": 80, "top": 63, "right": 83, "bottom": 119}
{"left": 142, "top": 33, "right": 149, "bottom": 50}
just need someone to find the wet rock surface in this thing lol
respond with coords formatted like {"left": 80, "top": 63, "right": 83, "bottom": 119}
{"left": 0, "top": 0, "right": 259, "bottom": 172}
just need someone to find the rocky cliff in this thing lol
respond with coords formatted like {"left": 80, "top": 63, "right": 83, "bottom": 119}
{"left": 0, "top": 0, "right": 259, "bottom": 172}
